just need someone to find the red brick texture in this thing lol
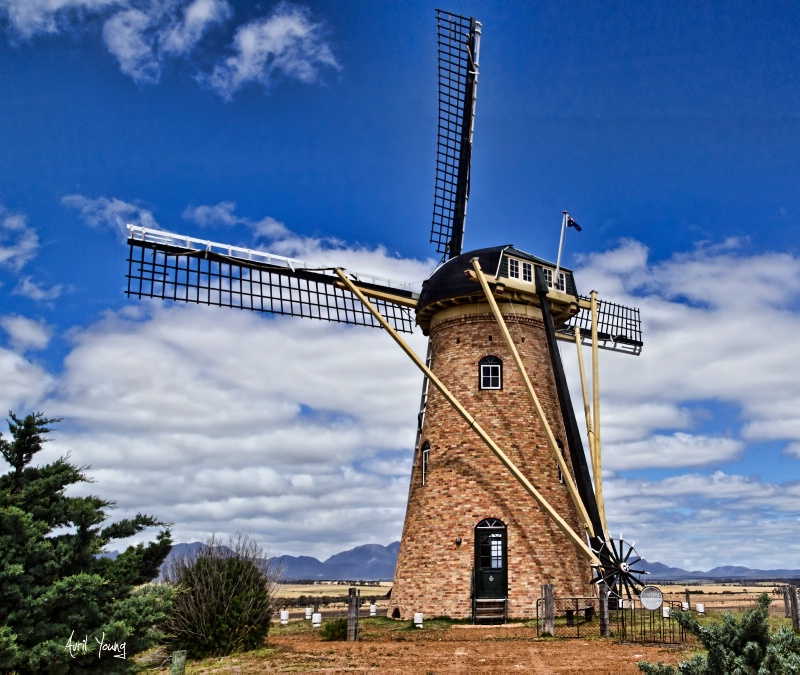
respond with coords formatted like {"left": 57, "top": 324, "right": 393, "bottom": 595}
{"left": 390, "top": 308, "right": 594, "bottom": 620}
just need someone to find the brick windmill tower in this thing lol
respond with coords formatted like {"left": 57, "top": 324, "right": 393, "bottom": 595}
{"left": 124, "top": 10, "right": 644, "bottom": 622}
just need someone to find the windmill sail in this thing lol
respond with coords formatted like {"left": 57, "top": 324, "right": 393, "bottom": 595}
{"left": 557, "top": 297, "right": 643, "bottom": 356}
{"left": 430, "top": 10, "right": 481, "bottom": 261}
{"left": 126, "top": 226, "right": 418, "bottom": 333}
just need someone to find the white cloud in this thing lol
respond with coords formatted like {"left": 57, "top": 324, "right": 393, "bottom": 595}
{"left": 13, "top": 276, "right": 63, "bottom": 301}
{"left": 159, "top": 0, "right": 230, "bottom": 55}
{"left": 0, "top": 347, "right": 54, "bottom": 413}
{"left": 62, "top": 194, "right": 159, "bottom": 238}
{"left": 201, "top": 2, "right": 339, "bottom": 100}
{"left": 182, "top": 200, "right": 290, "bottom": 238}
{"left": 3, "top": 1, "right": 338, "bottom": 97}
{"left": 101, "top": 0, "right": 231, "bottom": 83}
{"left": 182, "top": 201, "right": 436, "bottom": 282}
{"left": 0, "top": 0, "right": 119, "bottom": 37}
{"left": 604, "top": 433, "right": 743, "bottom": 470}
{"left": 603, "top": 472, "right": 800, "bottom": 569}
{"left": 37, "top": 303, "right": 427, "bottom": 558}
{"left": 0, "top": 208, "right": 38, "bottom": 271}
{"left": 3, "top": 227, "right": 797, "bottom": 567}
{"left": 0, "top": 315, "right": 52, "bottom": 351}
{"left": 102, "top": 8, "right": 160, "bottom": 83}
{"left": 570, "top": 240, "right": 800, "bottom": 456}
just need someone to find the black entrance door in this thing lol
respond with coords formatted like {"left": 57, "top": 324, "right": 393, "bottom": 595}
{"left": 474, "top": 519, "right": 507, "bottom": 599}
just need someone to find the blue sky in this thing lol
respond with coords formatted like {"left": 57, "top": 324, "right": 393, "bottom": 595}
{"left": 1, "top": 0, "right": 799, "bottom": 570}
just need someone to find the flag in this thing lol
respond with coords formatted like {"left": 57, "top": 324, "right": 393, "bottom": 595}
{"left": 566, "top": 215, "right": 582, "bottom": 232}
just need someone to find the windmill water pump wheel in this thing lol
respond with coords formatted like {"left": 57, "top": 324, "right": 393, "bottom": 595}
{"left": 124, "top": 10, "right": 645, "bottom": 622}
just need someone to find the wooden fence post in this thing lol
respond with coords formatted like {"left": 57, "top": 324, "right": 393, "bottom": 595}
{"left": 542, "top": 584, "right": 555, "bottom": 636}
{"left": 790, "top": 584, "right": 800, "bottom": 632}
{"left": 784, "top": 585, "right": 791, "bottom": 618}
{"left": 347, "top": 587, "right": 360, "bottom": 642}
{"left": 599, "top": 582, "right": 611, "bottom": 637}
{"left": 684, "top": 588, "right": 691, "bottom": 606}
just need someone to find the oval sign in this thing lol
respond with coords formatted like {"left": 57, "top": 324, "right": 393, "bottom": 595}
{"left": 639, "top": 585, "right": 663, "bottom": 611}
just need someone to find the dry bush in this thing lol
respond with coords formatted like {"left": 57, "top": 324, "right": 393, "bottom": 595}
{"left": 162, "top": 534, "right": 280, "bottom": 658}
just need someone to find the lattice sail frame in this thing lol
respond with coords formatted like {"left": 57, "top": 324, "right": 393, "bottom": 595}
{"left": 430, "top": 10, "right": 481, "bottom": 261}
{"left": 126, "top": 226, "right": 417, "bottom": 333}
{"left": 557, "top": 296, "right": 643, "bottom": 356}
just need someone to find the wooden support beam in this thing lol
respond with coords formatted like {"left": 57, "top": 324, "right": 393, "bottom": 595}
{"left": 590, "top": 291, "right": 608, "bottom": 534}
{"left": 334, "top": 268, "right": 601, "bottom": 566}
{"left": 333, "top": 281, "right": 418, "bottom": 308}
{"left": 470, "top": 259, "right": 594, "bottom": 538}
{"left": 575, "top": 327, "right": 605, "bottom": 538}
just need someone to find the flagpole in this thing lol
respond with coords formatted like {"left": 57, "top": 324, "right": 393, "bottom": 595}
{"left": 554, "top": 211, "right": 567, "bottom": 289}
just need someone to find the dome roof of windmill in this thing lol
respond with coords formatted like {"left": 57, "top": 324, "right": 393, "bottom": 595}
{"left": 415, "top": 245, "right": 578, "bottom": 333}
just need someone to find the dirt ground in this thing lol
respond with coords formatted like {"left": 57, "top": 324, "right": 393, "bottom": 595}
{"left": 152, "top": 618, "right": 692, "bottom": 674}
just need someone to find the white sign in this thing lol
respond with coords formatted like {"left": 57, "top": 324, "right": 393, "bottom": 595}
{"left": 639, "top": 585, "right": 664, "bottom": 611}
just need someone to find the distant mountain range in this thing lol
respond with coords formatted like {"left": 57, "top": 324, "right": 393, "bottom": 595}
{"left": 155, "top": 541, "right": 401, "bottom": 581}
{"left": 102, "top": 542, "right": 800, "bottom": 582}
{"left": 639, "top": 560, "right": 800, "bottom": 582}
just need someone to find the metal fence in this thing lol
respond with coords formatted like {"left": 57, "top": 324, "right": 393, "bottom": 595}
{"left": 615, "top": 600, "right": 688, "bottom": 644}
{"left": 535, "top": 597, "right": 602, "bottom": 638}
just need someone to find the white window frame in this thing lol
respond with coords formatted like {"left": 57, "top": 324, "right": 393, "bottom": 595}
{"left": 422, "top": 445, "right": 430, "bottom": 485}
{"left": 522, "top": 261, "right": 532, "bottom": 282}
{"left": 543, "top": 268, "right": 566, "bottom": 292}
{"left": 508, "top": 258, "right": 520, "bottom": 279}
{"left": 479, "top": 357, "right": 502, "bottom": 390}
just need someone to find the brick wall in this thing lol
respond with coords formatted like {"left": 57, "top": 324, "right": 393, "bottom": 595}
{"left": 390, "top": 307, "right": 594, "bottom": 620}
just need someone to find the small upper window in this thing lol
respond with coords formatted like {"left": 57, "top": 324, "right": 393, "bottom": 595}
{"left": 522, "top": 261, "right": 532, "bottom": 283}
{"left": 543, "top": 268, "right": 566, "bottom": 292}
{"left": 479, "top": 355, "right": 502, "bottom": 390}
{"left": 421, "top": 443, "right": 430, "bottom": 486}
{"left": 508, "top": 258, "right": 519, "bottom": 279}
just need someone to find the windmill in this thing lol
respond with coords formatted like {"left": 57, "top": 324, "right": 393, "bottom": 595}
{"left": 124, "top": 10, "right": 646, "bottom": 621}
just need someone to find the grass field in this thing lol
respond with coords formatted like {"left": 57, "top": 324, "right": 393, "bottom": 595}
{"left": 275, "top": 581, "right": 392, "bottom": 599}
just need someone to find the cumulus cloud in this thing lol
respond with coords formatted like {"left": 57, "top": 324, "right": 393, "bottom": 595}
{"left": 0, "top": 347, "right": 54, "bottom": 413}
{"left": 40, "top": 304, "right": 426, "bottom": 557}
{"left": 604, "top": 472, "right": 800, "bottom": 569}
{"left": 182, "top": 201, "right": 436, "bottom": 282}
{"left": 200, "top": 2, "right": 340, "bottom": 100}
{"left": 182, "top": 200, "right": 290, "bottom": 239}
{"left": 0, "top": 315, "right": 52, "bottom": 351}
{"left": 2, "top": 0, "right": 337, "bottom": 97}
{"left": 102, "top": 7, "right": 160, "bottom": 82}
{"left": 0, "top": 0, "right": 119, "bottom": 37}
{"left": 569, "top": 240, "right": 800, "bottom": 458}
{"left": 0, "top": 208, "right": 38, "bottom": 271}
{"left": 13, "top": 276, "right": 63, "bottom": 301}
{"left": 4, "top": 225, "right": 798, "bottom": 566}
{"left": 101, "top": 0, "right": 231, "bottom": 83}
{"left": 604, "top": 433, "right": 743, "bottom": 470}
{"left": 159, "top": 0, "right": 231, "bottom": 56}
{"left": 62, "top": 194, "right": 159, "bottom": 238}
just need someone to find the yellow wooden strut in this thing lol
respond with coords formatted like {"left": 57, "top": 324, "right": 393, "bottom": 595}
{"left": 469, "top": 258, "right": 594, "bottom": 539}
{"left": 334, "top": 268, "right": 601, "bottom": 566}
{"left": 589, "top": 291, "right": 608, "bottom": 535}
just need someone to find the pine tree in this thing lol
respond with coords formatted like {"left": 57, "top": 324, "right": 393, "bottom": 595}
{"left": 0, "top": 412, "right": 175, "bottom": 673}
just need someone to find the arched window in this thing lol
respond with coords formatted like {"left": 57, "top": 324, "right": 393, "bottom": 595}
{"left": 556, "top": 439, "right": 565, "bottom": 484}
{"left": 421, "top": 442, "right": 430, "bottom": 486}
{"left": 479, "top": 356, "right": 502, "bottom": 390}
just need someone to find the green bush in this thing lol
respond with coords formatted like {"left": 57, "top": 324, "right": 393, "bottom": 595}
{"left": 638, "top": 593, "right": 800, "bottom": 674}
{"left": 319, "top": 618, "right": 348, "bottom": 641}
{"left": 162, "top": 534, "right": 280, "bottom": 658}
